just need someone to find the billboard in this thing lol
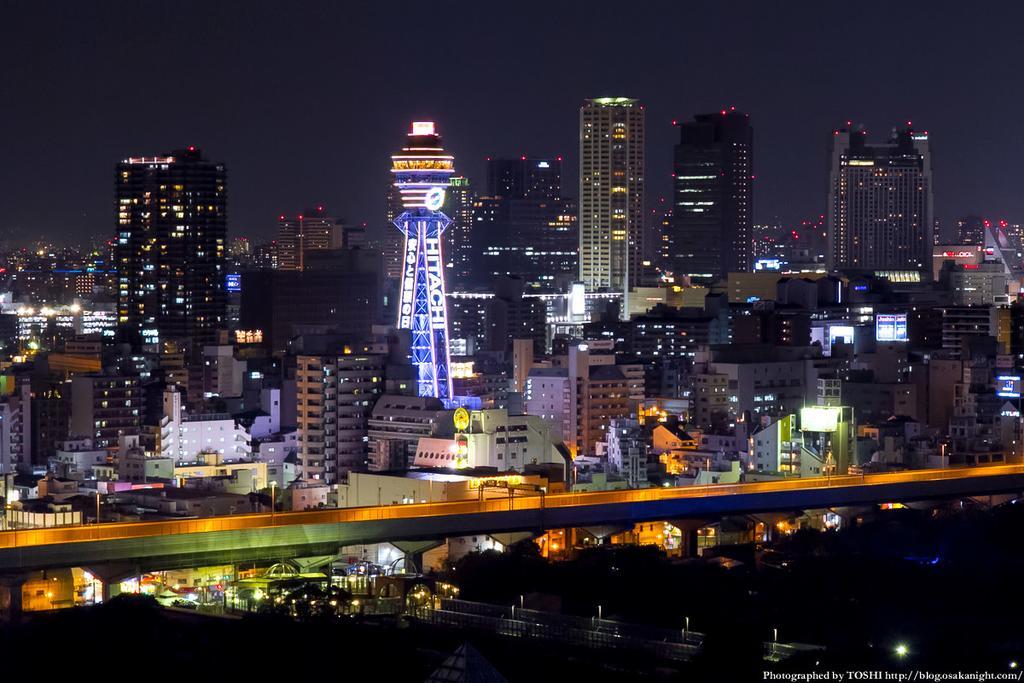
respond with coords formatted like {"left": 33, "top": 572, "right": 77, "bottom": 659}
{"left": 225, "top": 273, "right": 241, "bottom": 292}
{"left": 754, "top": 258, "right": 783, "bottom": 271}
{"left": 997, "top": 375, "right": 1021, "bottom": 399}
{"left": 800, "top": 406, "right": 841, "bottom": 433}
{"left": 875, "top": 313, "right": 908, "bottom": 342}
{"left": 828, "top": 325, "right": 855, "bottom": 347}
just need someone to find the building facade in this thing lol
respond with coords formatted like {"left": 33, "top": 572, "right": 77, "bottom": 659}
{"left": 276, "top": 206, "right": 341, "bottom": 271}
{"left": 669, "top": 110, "right": 753, "bottom": 280}
{"left": 115, "top": 147, "right": 227, "bottom": 351}
{"left": 579, "top": 98, "right": 645, "bottom": 297}
{"left": 827, "top": 126, "right": 933, "bottom": 273}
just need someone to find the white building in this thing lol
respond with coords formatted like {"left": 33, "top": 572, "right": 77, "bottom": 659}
{"left": 159, "top": 388, "right": 251, "bottom": 463}
{"left": 50, "top": 438, "right": 108, "bottom": 480}
{"left": 0, "top": 380, "right": 31, "bottom": 473}
{"left": 248, "top": 387, "right": 281, "bottom": 439}
{"left": 605, "top": 417, "right": 647, "bottom": 487}
{"left": 411, "top": 409, "right": 567, "bottom": 474}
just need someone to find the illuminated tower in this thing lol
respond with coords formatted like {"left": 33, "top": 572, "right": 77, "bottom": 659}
{"left": 392, "top": 121, "right": 455, "bottom": 402}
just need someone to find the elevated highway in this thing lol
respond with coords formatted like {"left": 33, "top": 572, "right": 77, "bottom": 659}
{"left": 0, "top": 465, "right": 1022, "bottom": 573}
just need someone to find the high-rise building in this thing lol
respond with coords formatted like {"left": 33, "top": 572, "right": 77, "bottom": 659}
{"left": 0, "top": 378, "right": 32, "bottom": 474}
{"left": 382, "top": 184, "right": 405, "bottom": 280}
{"left": 276, "top": 206, "right": 341, "bottom": 271}
{"left": 70, "top": 375, "right": 140, "bottom": 450}
{"left": 669, "top": 109, "right": 753, "bottom": 281}
{"left": 827, "top": 125, "right": 933, "bottom": 273}
{"left": 474, "top": 157, "right": 577, "bottom": 290}
{"left": 486, "top": 157, "right": 562, "bottom": 199}
{"left": 239, "top": 247, "right": 384, "bottom": 353}
{"left": 443, "top": 176, "right": 475, "bottom": 288}
{"left": 296, "top": 353, "right": 385, "bottom": 482}
{"left": 115, "top": 147, "right": 227, "bottom": 351}
{"left": 391, "top": 121, "right": 455, "bottom": 402}
{"left": 956, "top": 215, "right": 987, "bottom": 245}
{"left": 579, "top": 98, "right": 645, "bottom": 296}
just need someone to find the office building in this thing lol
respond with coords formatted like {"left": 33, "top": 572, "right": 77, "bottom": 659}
{"left": 115, "top": 147, "right": 227, "bottom": 351}
{"left": 579, "top": 98, "right": 645, "bottom": 296}
{"left": 486, "top": 157, "right": 562, "bottom": 199}
{"left": 474, "top": 158, "right": 578, "bottom": 290}
{"left": 239, "top": 247, "right": 384, "bottom": 353}
{"left": 669, "top": 109, "right": 753, "bottom": 280}
{"left": 70, "top": 375, "right": 141, "bottom": 450}
{"left": 444, "top": 176, "right": 475, "bottom": 288}
{"left": 827, "top": 125, "right": 933, "bottom": 272}
{"left": 956, "top": 215, "right": 987, "bottom": 245}
{"left": 276, "top": 206, "right": 341, "bottom": 271}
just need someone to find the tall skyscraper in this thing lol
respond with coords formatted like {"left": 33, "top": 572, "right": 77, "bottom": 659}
{"left": 827, "top": 125, "right": 933, "bottom": 272}
{"left": 486, "top": 156, "right": 562, "bottom": 199}
{"left": 956, "top": 215, "right": 987, "bottom": 245}
{"left": 391, "top": 121, "right": 455, "bottom": 402}
{"left": 115, "top": 147, "right": 227, "bottom": 351}
{"left": 443, "top": 176, "right": 475, "bottom": 288}
{"left": 276, "top": 206, "right": 341, "bottom": 270}
{"left": 669, "top": 109, "right": 753, "bottom": 280}
{"left": 579, "top": 98, "right": 645, "bottom": 297}
{"left": 474, "top": 157, "right": 578, "bottom": 290}
{"left": 382, "top": 183, "right": 405, "bottom": 280}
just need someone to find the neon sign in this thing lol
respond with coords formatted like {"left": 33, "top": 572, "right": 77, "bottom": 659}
{"left": 424, "top": 187, "right": 446, "bottom": 211}
{"left": 875, "top": 313, "right": 908, "bottom": 342}
{"left": 997, "top": 375, "right": 1021, "bottom": 399}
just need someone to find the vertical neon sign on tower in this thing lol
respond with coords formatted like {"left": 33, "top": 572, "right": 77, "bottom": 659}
{"left": 392, "top": 121, "right": 454, "bottom": 401}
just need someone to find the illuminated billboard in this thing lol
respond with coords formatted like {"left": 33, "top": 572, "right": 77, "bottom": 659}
{"left": 875, "top": 313, "right": 908, "bottom": 342}
{"left": 225, "top": 273, "right": 241, "bottom": 292}
{"left": 754, "top": 258, "right": 783, "bottom": 271}
{"left": 997, "top": 375, "right": 1022, "bottom": 399}
{"left": 800, "top": 406, "right": 841, "bottom": 433}
{"left": 828, "top": 325, "right": 855, "bottom": 347}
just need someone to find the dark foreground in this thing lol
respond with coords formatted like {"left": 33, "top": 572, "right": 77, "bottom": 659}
{"left": 2, "top": 500, "right": 1022, "bottom": 680}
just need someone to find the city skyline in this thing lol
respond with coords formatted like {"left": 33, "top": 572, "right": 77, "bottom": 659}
{"left": 5, "top": 3, "right": 1024, "bottom": 674}
{"left": 4, "top": 1, "right": 1024, "bottom": 243}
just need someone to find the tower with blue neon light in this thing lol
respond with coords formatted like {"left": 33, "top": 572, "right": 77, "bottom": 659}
{"left": 392, "top": 121, "right": 455, "bottom": 402}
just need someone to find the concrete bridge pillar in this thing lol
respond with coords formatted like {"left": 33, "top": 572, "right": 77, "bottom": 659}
{"left": 392, "top": 540, "right": 444, "bottom": 574}
{"left": 84, "top": 563, "right": 141, "bottom": 603}
{"left": 667, "top": 519, "right": 712, "bottom": 558}
{"left": 0, "top": 573, "right": 27, "bottom": 621}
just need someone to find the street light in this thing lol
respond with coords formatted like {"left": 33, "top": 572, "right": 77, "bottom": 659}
{"left": 895, "top": 643, "right": 908, "bottom": 658}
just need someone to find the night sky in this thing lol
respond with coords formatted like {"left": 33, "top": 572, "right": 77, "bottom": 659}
{"left": 3, "top": 1, "right": 1024, "bottom": 244}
